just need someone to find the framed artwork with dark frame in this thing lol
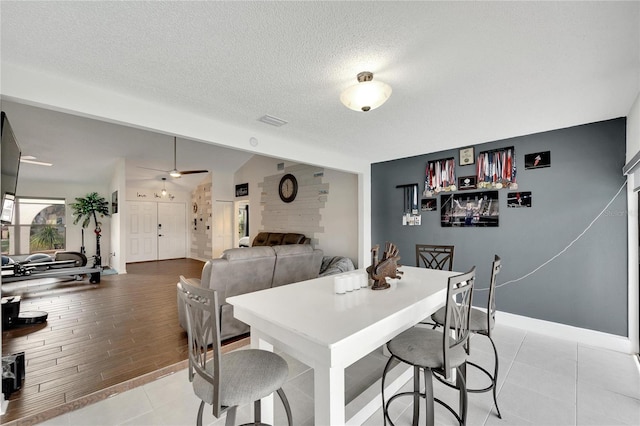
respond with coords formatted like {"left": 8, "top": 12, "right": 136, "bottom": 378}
{"left": 524, "top": 151, "right": 550, "bottom": 169}
{"left": 421, "top": 198, "right": 437, "bottom": 211}
{"left": 440, "top": 190, "right": 499, "bottom": 227}
{"left": 507, "top": 191, "right": 532, "bottom": 208}
{"left": 459, "top": 147, "right": 475, "bottom": 166}
{"left": 457, "top": 176, "right": 477, "bottom": 190}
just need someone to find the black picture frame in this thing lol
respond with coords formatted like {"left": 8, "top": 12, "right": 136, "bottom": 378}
{"left": 524, "top": 151, "right": 550, "bottom": 169}
{"left": 421, "top": 198, "right": 437, "bottom": 211}
{"left": 507, "top": 191, "right": 532, "bottom": 208}
{"left": 457, "top": 176, "right": 477, "bottom": 190}
{"left": 440, "top": 190, "right": 499, "bottom": 227}
{"left": 235, "top": 183, "right": 249, "bottom": 197}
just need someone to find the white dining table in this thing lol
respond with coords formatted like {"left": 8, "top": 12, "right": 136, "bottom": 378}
{"left": 227, "top": 265, "right": 457, "bottom": 426}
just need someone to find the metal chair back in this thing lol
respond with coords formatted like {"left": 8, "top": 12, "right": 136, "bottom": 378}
{"left": 177, "top": 277, "right": 224, "bottom": 418}
{"left": 442, "top": 266, "right": 475, "bottom": 378}
{"left": 416, "top": 244, "right": 455, "bottom": 271}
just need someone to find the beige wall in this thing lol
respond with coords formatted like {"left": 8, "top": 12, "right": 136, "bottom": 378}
{"left": 234, "top": 155, "right": 359, "bottom": 266}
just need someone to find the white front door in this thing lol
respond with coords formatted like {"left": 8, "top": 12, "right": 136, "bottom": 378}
{"left": 213, "top": 201, "right": 234, "bottom": 258}
{"left": 127, "top": 201, "right": 158, "bottom": 262}
{"left": 157, "top": 202, "right": 186, "bottom": 260}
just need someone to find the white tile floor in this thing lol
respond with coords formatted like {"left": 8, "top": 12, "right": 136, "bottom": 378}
{"left": 38, "top": 324, "right": 640, "bottom": 426}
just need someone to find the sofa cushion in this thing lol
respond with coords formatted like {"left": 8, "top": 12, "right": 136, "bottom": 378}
{"left": 223, "top": 246, "right": 275, "bottom": 261}
{"left": 271, "top": 245, "right": 323, "bottom": 287}
{"left": 282, "top": 233, "right": 305, "bottom": 244}
{"left": 252, "top": 232, "right": 270, "bottom": 246}
{"left": 251, "top": 232, "right": 307, "bottom": 246}
{"left": 265, "top": 233, "right": 284, "bottom": 246}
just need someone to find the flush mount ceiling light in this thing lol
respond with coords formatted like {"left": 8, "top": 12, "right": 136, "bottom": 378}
{"left": 340, "top": 71, "right": 392, "bottom": 112}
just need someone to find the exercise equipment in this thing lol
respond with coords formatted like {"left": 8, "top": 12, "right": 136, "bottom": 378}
{"left": 1, "top": 251, "right": 102, "bottom": 284}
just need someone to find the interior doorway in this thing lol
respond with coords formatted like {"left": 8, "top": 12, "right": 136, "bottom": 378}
{"left": 237, "top": 201, "right": 249, "bottom": 247}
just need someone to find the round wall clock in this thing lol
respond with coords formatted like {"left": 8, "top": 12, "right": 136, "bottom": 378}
{"left": 278, "top": 173, "right": 298, "bottom": 203}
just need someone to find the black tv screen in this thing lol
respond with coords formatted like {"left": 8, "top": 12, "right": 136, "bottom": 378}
{"left": 1, "top": 111, "right": 21, "bottom": 224}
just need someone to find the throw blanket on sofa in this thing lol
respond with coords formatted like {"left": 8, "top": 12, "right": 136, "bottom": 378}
{"left": 319, "top": 256, "right": 355, "bottom": 276}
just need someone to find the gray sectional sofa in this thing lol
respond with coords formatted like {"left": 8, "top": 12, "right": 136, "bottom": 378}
{"left": 178, "top": 244, "right": 323, "bottom": 342}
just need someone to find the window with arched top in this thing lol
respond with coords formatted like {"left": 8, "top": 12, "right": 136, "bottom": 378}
{"left": 1, "top": 198, "right": 66, "bottom": 255}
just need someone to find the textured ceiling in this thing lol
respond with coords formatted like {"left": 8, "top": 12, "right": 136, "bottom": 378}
{"left": 1, "top": 1, "right": 639, "bottom": 185}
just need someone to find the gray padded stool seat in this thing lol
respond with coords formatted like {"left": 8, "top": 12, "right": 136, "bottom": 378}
{"left": 193, "top": 350, "right": 289, "bottom": 409}
{"left": 431, "top": 255, "right": 502, "bottom": 419}
{"left": 387, "top": 328, "right": 467, "bottom": 370}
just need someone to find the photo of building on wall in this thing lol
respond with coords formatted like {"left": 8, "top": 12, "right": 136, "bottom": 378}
{"left": 440, "top": 190, "right": 499, "bottom": 227}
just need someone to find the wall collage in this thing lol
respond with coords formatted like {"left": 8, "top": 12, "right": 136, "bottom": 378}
{"left": 402, "top": 146, "right": 551, "bottom": 227}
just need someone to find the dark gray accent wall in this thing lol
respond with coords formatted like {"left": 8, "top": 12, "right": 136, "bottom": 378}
{"left": 372, "top": 118, "right": 628, "bottom": 336}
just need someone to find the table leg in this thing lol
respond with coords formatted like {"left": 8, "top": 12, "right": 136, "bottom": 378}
{"left": 251, "top": 332, "right": 275, "bottom": 424}
{"left": 314, "top": 365, "right": 346, "bottom": 426}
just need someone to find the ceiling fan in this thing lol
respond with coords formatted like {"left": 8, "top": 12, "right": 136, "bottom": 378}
{"left": 139, "top": 137, "right": 208, "bottom": 178}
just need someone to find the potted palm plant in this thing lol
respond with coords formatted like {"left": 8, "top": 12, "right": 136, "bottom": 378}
{"left": 70, "top": 192, "right": 110, "bottom": 281}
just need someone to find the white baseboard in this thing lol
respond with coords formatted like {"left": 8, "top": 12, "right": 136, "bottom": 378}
{"left": 496, "top": 310, "right": 632, "bottom": 354}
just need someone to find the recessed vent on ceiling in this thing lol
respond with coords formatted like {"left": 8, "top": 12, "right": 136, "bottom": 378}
{"left": 258, "top": 115, "right": 288, "bottom": 127}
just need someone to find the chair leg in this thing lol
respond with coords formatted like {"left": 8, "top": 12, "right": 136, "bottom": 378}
{"left": 276, "top": 388, "right": 294, "bottom": 426}
{"left": 254, "top": 399, "right": 261, "bottom": 424}
{"left": 412, "top": 366, "right": 421, "bottom": 426}
{"left": 456, "top": 365, "right": 468, "bottom": 426}
{"left": 381, "top": 355, "right": 395, "bottom": 426}
{"left": 224, "top": 406, "right": 237, "bottom": 426}
{"left": 488, "top": 335, "right": 502, "bottom": 419}
{"left": 196, "top": 401, "right": 205, "bottom": 426}
{"left": 424, "top": 368, "right": 435, "bottom": 426}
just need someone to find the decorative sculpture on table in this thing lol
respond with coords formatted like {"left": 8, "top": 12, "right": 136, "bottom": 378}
{"left": 366, "top": 242, "right": 403, "bottom": 290}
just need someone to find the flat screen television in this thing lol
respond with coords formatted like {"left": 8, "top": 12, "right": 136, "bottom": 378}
{"left": 1, "top": 111, "right": 21, "bottom": 224}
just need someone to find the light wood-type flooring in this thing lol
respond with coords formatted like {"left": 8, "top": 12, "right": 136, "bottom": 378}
{"left": 1, "top": 258, "right": 247, "bottom": 425}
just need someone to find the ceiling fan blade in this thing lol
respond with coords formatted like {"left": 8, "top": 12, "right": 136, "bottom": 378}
{"left": 179, "top": 170, "right": 209, "bottom": 175}
{"left": 137, "top": 166, "right": 169, "bottom": 173}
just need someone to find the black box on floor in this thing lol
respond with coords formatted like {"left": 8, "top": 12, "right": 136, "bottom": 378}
{"left": 2, "top": 351, "right": 25, "bottom": 399}
{"left": 1, "top": 296, "right": 21, "bottom": 329}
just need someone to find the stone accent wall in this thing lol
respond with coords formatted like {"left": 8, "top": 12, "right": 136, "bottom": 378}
{"left": 190, "top": 180, "right": 212, "bottom": 259}
{"left": 259, "top": 164, "right": 329, "bottom": 246}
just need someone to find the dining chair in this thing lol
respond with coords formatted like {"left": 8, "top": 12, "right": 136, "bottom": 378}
{"left": 381, "top": 267, "right": 475, "bottom": 426}
{"left": 177, "top": 277, "right": 293, "bottom": 426}
{"left": 415, "top": 244, "right": 455, "bottom": 271}
{"left": 430, "top": 255, "right": 502, "bottom": 418}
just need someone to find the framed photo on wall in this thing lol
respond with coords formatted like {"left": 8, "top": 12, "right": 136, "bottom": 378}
{"left": 421, "top": 198, "right": 437, "bottom": 211}
{"left": 457, "top": 176, "right": 477, "bottom": 190}
{"left": 459, "top": 147, "right": 475, "bottom": 166}
{"left": 524, "top": 151, "right": 550, "bottom": 169}
{"left": 507, "top": 191, "right": 532, "bottom": 207}
{"left": 440, "top": 190, "right": 499, "bottom": 227}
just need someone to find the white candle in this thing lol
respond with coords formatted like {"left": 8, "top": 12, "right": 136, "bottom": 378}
{"left": 334, "top": 276, "right": 346, "bottom": 294}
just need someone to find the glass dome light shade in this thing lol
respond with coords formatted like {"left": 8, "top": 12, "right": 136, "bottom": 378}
{"left": 340, "top": 76, "right": 392, "bottom": 112}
